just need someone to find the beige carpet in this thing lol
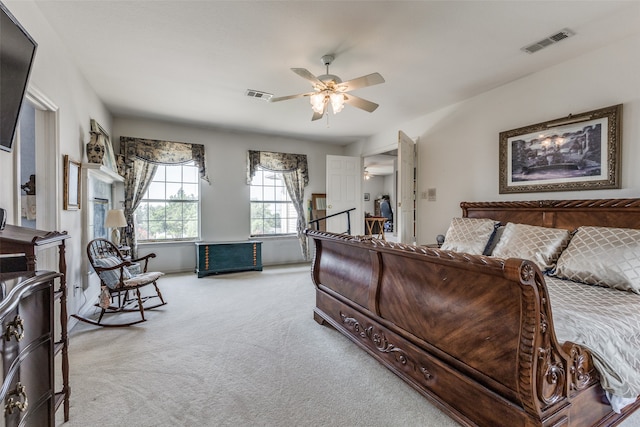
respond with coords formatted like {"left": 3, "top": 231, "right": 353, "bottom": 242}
{"left": 57, "top": 264, "right": 640, "bottom": 427}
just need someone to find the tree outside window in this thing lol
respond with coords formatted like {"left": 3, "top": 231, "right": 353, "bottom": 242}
{"left": 136, "top": 161, "right": 200, "bottom": 241}
{"left": 250, "top": 167, "right": 297, "bottom": 235}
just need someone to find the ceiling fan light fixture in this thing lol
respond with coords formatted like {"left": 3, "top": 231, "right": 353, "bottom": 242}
{"left": 270, "top": 54, "right": 384, "bottom": 121}
{"left": 330, "top": 93, "right": 345, "bottom": 114}
{"left": 310, "top": 92, "right": 326, "bottom": 113}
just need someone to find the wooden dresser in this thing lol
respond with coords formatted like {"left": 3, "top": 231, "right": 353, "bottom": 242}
{"left": 195, "top": 241, "right": 262, "bottom": 278}
{"left": 0, "top": 224, "right": 70, "bottom": 423}
{"left": 0, "top": 271, "right": 60, "bottom": 426}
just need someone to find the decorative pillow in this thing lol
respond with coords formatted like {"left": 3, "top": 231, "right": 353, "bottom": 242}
{"left": 490, "top": 222, "right": 571, "bottom": 271}
{"left": 93, "top": 256, "right": 131, "bottom": 289}
{"left": 553, "top": 226, "right": 640, "bottom": 294}
{"left": 484, "top": 224, "right": 505, "bottom": 256}
{"left": 440, "top": 217, "right": 499, "bottom": 255}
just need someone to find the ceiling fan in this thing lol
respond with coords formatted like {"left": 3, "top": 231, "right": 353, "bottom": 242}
{"left": 270, "top": 54, "right": 385, "bottom": 121}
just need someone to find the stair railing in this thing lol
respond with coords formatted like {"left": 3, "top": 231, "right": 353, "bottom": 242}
{"left": 308, "top": 208, "right": 356, "bottom": 235}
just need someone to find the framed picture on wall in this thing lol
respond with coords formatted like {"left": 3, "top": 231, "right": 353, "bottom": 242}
{"left": 499, "top": 104, "right": 622, "bottom": 194}
{"left": 63, "top": 155, "right": 81, "bottom": 210}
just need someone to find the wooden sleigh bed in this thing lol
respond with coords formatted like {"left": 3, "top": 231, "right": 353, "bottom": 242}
{"left": 305, "top": 198, "right": 640, "bottom": 427}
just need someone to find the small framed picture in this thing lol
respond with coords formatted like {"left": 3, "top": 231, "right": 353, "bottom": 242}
{"left": 64, "top": 155, "right": 81, "bottom": 210}
{"left": 364, "top": 193, "right": 370, "bottom": 201}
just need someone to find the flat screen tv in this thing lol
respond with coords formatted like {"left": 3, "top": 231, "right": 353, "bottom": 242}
{"left": 0, "top": 1, "right": 37, "bottom": 152}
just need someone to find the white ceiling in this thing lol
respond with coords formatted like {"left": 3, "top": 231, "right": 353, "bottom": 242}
{"left": 30, "top": 1, "right": 640, "bottom": 145}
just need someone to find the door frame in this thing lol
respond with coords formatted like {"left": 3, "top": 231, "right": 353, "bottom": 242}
{"left": 361, "top": 134, "right": 418, "bottom": 243}
{"left": 24, "top": 86, "right": 60, "bottom": 231}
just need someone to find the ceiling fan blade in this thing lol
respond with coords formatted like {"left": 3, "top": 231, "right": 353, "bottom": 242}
{"left": 270, "top": 92, "right": 315, "bottom": 102}
{"left": 311, "top": 99, "right": 328, "bottom": 121}
{"left": 291, "top": 68, "right": 326, "bottom": 89}
{"left": 338, "top": 72, "right": 385, "bottom": 92}
{"left": 344, "top": 94, "right": 379, "bottom": 113}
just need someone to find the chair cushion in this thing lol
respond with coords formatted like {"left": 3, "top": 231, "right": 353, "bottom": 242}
{"left": 93, "top": 256, "right": 131, "bottom": 289}
{"left": 124, "top": 271, "right": 164, "bottom": 287}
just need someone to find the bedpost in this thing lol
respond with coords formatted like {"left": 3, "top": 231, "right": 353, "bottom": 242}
{"left": 504, "top": 258, "right": 573, "bottom": 421}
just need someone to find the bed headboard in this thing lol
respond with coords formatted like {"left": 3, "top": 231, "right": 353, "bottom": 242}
{"left": 461, "top": 198, "right": 640, "bottom": 230}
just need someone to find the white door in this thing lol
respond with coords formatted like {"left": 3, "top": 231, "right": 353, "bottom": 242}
{"left": 326, "top": 155, "right": 362, "bottom": 235}
{"left": 397, "top": 131, "right": 416, "bottom": 244}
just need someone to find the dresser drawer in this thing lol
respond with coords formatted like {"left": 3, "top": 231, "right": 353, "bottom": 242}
{"left": 0, "top": 272, "right": 56, "bottom": 427}
{"left": 3, "top": 339, "right": 53, "bottom": 426}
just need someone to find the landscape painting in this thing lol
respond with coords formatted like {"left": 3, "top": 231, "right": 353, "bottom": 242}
{"left": 499, "top": 104, "right": 622, "bottom": 193}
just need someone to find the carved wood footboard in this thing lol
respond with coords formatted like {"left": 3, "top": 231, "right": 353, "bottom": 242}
{"left": 305, "top": 198, "right": 640, "bottom": 427}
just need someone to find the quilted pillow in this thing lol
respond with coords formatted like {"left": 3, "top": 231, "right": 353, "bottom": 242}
{"left": 440, "top": 217, "right": 499, "bottom": 255}
{"left": 553, "top": 226, "right": 640, "bottom": 294}
{"left": 491, "top": 223, "right": 571, "bottom": 271}
{"left": 93, "top": 256, "right": 131, "bottom": 289}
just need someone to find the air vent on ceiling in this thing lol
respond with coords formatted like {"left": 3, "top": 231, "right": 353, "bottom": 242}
{"left": 521, "top": 28, "right": 575, "bottom": 54}
{"left": 245, "top": 89, "right": 273, "bottom": 101}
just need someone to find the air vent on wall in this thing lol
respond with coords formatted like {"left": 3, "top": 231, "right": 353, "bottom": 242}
{"left": 521, "top": 28, "right": 575, "bottom": 54}
{"left": 245, "top": 89, "right": 273, "bottom": 101}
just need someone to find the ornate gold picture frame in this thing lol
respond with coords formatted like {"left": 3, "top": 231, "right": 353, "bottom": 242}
{"left": 499, "top": 104, "right": 622, "bottom": 194}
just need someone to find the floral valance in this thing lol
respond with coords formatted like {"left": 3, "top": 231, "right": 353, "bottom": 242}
{"left": 246, "top": 150, "right": 309, "bottom": 186}
{"left": 120, "top": 136, "right": 209, "bottom": 183}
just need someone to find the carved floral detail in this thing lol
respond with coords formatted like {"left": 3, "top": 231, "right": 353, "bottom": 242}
{"left": 566, "top": 344, "right": 593, "bottom": 390}
{"left": 534, "top": 276, "right": 567, "bottom": 407}
{"left": 420, "top": 367, "right": 433, "bottom": 381}
{"left": 537, "top": 347, "right": 566, "bottom": 405}
{"left": 520, "top": 262, "right": 536, "bottom": 282}
{"left": 341, "top": 313, "right": 408, "bottom": 365}
{"left": 518, "top": 273, "right": 568, "bottom": 416}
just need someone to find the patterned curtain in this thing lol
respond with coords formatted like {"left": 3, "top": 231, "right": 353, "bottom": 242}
{"left": 247, "top": 150, "right": 310, "bottom": 261}
{"left": 120, "top": 136, "right": 210, "bottom": 257}
{"left": 121, "top": 136, "right": 209, "bottom": 182}
{"left": 122, "top": 159, "right": 157, "bottom": 258}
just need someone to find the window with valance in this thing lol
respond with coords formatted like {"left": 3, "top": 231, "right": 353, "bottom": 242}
{"left": 247, "top": 150, "right": 310, "bottom": 260}
{"left": 120, "top": 136, "right": 209, "bottom": 257}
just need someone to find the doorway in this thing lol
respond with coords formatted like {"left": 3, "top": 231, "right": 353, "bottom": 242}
{"left": 19, "top": 102, "right": 36, "bottom": 228}
{"left": 361, "top": 131, "right": 416, "bottom": 244}
{"left": 24, "top": 88, "right": 60, "bottom": 233}
{"left": 363, "top": 150, "right": 397, "bottom": 241}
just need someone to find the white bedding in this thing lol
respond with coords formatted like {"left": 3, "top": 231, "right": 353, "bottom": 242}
{"left": 546, "top": 276, "right": 640, "bottom": 410}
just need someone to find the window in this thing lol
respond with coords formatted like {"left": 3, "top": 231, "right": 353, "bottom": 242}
{"left": 250, "top": 167, "right": 297, "bottom": 235}
{"left": 135, "top": 161, "right": 199, "bottom": 241}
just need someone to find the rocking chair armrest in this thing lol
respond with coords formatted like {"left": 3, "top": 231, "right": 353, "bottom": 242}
{"left": 132, "top": 253, "right": 156, "bottom": 273}
{"left": 93, "top": 260, "right": 131, "bottom": 272}
{"left": 131, "top": 253, "right": 156, "bottom": 263}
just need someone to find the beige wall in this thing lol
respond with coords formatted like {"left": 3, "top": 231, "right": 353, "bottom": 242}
{"left": 348, "top": 34, "right": 640, "bottom": 245}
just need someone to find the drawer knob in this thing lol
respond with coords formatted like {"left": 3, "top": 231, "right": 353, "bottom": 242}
{"left": 4, "top": 315, "right": 24, "bottom": 342}
{"left": 4, "top": 382, "right": 28, "bottom": 414}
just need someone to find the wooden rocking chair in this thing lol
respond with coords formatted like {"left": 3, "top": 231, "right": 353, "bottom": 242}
{"left": 72, "top": 238, "right": 167, "bottom": 327}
